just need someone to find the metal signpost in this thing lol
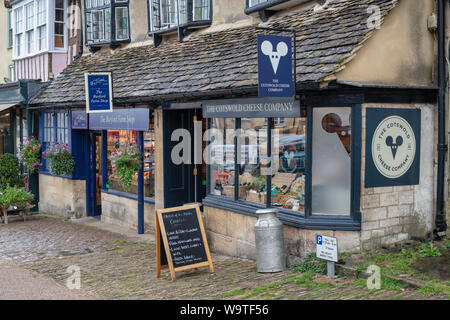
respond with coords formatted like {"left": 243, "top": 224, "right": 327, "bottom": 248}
{"left": 316, "top": 234, "right": 338, "bottom": 278}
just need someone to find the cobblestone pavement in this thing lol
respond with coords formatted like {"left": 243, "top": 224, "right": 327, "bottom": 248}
{"left": 0, "top": 215, "right": 129, "bottom": 262}
{"left": 1, "top": 215, "right": 448, "bottom": 300}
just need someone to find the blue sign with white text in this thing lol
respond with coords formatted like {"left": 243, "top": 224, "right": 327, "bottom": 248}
{"left": 258, "top": 34, "right": 294, "bottom": 98}
{"left": 85, "top": 73, "right": 113, "bottom": 113}
{"left": 89, "top": 108, "right": 150, "bottom": 131}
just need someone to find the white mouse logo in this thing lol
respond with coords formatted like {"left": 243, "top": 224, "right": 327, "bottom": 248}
{"left": 261, "top": 40, "right": 288, "bottom": 74}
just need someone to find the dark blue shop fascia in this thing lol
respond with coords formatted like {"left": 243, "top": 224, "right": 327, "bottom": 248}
{"left": 79, "top": 108, "right": 151, "bottom": 234}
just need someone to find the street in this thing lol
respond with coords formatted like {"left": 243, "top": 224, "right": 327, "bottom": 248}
{"left": 0, "top": 215, "right": 446, "bottom": 300}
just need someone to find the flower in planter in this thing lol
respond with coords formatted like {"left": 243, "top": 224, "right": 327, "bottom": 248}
{"left": 19, "top": 137, "right": 41, "bottom": 174}
{"left": 109, "top": 142, "right": 142, "bottom": 192}
{"left": 43, "top": 143, "right": 75, "bottom": 176}
{"left": 0, "top": 186, "right": 34, "bottom": 209}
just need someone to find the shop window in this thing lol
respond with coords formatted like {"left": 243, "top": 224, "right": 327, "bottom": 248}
{"left": 312, "top": 107, "right": 351, "bottom": 215}
{"left": 209, "top": 118, "right": 235, "bottom": 198}
{"left": 239, "top": 118, "right": 268, "bottom": 204}
{"left": 148, "top": 0, "right": 211, "bottom": 33}
{"left": 206, "top": 106, "right": 356, "bottom": 220}
{"left": 106, "top": 117, "right": 155, "bottom": 199}
{"left": 208, "top": 116, "right": 308, "bottom": 213}
{"left": 85, "top": 0, "right": 130, "bottom": 46}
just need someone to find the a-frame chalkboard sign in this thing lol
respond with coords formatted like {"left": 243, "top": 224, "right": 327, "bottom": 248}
{"left": 156, "top": 204, "right": 214, "bottom": 281}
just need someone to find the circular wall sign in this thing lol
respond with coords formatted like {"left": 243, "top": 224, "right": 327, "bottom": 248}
{"left": 371, "top": 115, "right": 416, "bottom": 179}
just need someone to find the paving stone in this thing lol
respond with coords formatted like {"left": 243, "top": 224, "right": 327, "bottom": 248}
{"left": 1, "top": 215, "right": 446, "bottom": 300}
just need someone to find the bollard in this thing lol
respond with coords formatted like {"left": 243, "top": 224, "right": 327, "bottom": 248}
{"left": 254, "top": 208, "right": 286, "bottom": 273}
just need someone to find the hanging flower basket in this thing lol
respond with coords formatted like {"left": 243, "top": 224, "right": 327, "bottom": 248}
{"left": 109, "top": 142, "right": 142, "bottom": 192}
{"left": 42, "top": 143, "right": 75, "bottom": 176}
{"left": 18, "top": 137, "right": 42, "bottom": 174}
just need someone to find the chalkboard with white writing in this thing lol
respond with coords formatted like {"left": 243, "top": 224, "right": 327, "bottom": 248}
{"left": 156, "top": 204, "right": 214, "bottom": 280}
{"left": 161, "top": 208, "right": 207, "bottom": 268}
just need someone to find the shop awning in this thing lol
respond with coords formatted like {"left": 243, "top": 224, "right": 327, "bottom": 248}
{"left": 0, "top": 103, "right": 18, "bottom": 113}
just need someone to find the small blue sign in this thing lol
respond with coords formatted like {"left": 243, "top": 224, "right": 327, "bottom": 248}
{"left": 72, "top": 110, "right": 88, "bottom": 129}
{"left": 85, "top": 72, "right": 113, "bottom": 113}
{"left": 258, "top": 34, "right": 294, "bottom": 98}
{"left": 316, "top": 235, "right": 323, "bottom": 245}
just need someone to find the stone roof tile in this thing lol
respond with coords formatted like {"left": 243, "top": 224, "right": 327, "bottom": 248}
{"left": 30, "top": 0, "right": 398, "bottom": 105}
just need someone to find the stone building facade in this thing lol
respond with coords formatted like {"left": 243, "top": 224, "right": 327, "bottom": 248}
{"left": 28, "top": 0, "right": 447, "bottom": 262}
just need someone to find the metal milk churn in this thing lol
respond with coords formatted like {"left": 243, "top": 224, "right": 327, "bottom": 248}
{"left": 254, "top": 208, "right": 286, "bottom": 273}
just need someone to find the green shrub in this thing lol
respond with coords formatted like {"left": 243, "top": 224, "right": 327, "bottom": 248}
{"left": 419, "top": 242, "right": 442, "bottom": 257}
{"left": 290, "top": 253, "right": 326, "bottom": 274}
{"left": 0, "top": 186, "right": 34, "bottom": 209}
{"left": 0, "top": 153, "right": 24, "bottom": 189}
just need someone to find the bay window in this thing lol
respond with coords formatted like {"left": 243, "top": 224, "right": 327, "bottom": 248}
{"left": 85, "top": 0, "right": 130, "bottom": 46}
{"left": 12, "top": 0, "right": 51, "bottom": 58}
{"left": 148, "top": 0, "right": 211, "bottom": 33}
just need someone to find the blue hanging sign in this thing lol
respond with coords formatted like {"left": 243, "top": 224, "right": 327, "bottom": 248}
{"left": 85, "top": 72, "right": 114, "bottom": 113}
{"left": 258, "top": 34, "right": 294, "bottom": 98}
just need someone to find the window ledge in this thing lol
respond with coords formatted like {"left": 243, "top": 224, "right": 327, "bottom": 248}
{"left": 245, "top": 0, "right": 300, "bottom": 15}
{"left": 39, "top": 171, "right": 76, "bottom": 180}
{"left": 149, "top": 20, "right": 212, "bottom": 36}
{"left": 101, "top": 188, "right": 155, "bottom": 205}
{"left": 202, "top": 195, "right": 361, "bottom": 231}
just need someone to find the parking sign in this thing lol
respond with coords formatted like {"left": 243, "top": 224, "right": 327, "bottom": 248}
{"left": 316, "top": 234, "right": 338, "bottom": 262}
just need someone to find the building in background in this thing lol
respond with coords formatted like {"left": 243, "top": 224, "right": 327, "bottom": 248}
{"left": 10, "top": 0, "right": 81, "bottom": 81}
{"left": 1, "top": 1, "right": 14, "bottom": 83}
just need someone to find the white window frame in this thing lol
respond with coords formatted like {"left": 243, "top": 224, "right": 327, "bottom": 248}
{"left": 12, "top": 0, "right": 66, "bottom": 60}
{"left": 148, "top": 0, "right": 211, "bottom": 33}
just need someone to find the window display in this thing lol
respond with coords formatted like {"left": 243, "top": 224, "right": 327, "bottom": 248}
{"left": 209, "top": 118, "right": 235, "bottom": 198}
{"left": 272, "top": 117, "right": 306, "bottom": 212}
{"left": 106, "top": 116, "right": 155, "bottom": 199}
{"left": 208, "top": 116, "right": 307, "bottom": 213}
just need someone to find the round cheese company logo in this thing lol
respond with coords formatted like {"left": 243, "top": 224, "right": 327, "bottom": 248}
{"left": 371, "top": 116, "right": 416, "bottom": 179}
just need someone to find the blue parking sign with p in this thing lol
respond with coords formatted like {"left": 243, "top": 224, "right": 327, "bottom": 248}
{"left": 316, "top": 235, "right": 323, "bottom": 245}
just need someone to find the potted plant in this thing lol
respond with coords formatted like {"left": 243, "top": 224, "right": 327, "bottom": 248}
{"left": 109, "top": 142, "right": 142, "bottom": 192}
{"left": 0, "top": 186, "right": 34, "bottom": 224}
{"left": 42, "top": 143, "right": 75, "bottom": 176}
{"left": 18, "top": 137, "right": 42, "bottom": 173}
{"left": 0, "top": 153, "right": 24, "bottom": 189}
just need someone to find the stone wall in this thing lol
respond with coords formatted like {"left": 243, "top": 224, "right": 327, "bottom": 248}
{"left": 101, "top": 192, "right": 156, "bottom": 233}
{"left": 360, "top": 103, "right": 436, "bottom": 250}
{"left": 203, "top": 206, "right": 360, "bottom": 265}
{"left": 38, "top": 174, "right": 86, "bottom": 217}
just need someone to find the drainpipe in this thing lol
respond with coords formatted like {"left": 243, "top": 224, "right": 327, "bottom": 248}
{"left": 435, "top": 0, "right": 448, "bottom": 235}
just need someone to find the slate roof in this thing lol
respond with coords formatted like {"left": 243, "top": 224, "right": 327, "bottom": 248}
{"left": 31, "top": 0, "right": 398, "bottom": 106}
